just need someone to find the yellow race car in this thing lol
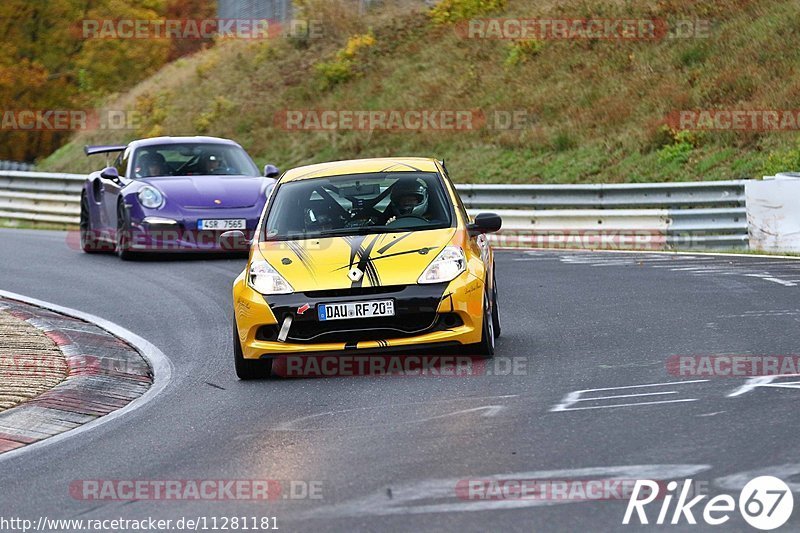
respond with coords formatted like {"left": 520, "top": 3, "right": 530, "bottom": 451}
{"left": 225, "top": 157, "right": 502, "bottom": 379}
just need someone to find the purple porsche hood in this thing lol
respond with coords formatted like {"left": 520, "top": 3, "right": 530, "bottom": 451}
{"left": 141, "top": 176, "right": 265, "bottom": 209}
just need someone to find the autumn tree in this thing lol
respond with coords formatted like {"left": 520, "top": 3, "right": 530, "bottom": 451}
{"left": 0, "top": 0, "right": 217, "bottom": 162}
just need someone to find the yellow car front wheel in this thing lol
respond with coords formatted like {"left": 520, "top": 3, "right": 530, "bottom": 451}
{"left": 468, "top": 289, "right": 496, "bottom": 358}
{"left": 491, "top": 270, "right": 501, "bottom": 338}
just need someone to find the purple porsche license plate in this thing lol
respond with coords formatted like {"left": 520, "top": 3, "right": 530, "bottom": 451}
{"left": 197, "top": 219, "right": 246, "bottom": 230}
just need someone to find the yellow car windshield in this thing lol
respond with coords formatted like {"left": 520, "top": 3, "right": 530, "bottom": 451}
{"left": 263, "top": 172, "right": 453, "bottom": 241}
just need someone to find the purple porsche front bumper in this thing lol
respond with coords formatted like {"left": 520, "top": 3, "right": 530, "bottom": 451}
{"left": 126, "top": 205, "right": 262, "bottom": 252}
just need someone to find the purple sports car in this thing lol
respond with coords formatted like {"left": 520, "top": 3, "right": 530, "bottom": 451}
{"left": 80, "top": 136, "right": 279, "bottom": 259}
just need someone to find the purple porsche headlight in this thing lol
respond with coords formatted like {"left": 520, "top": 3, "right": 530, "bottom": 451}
{"left": 138, "top": 186, "right": 164, "bottom": 209}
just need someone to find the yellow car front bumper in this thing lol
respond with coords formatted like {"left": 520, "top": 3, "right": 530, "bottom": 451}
{"left": 233, "top": 270, "right": 486, "bottom": 359}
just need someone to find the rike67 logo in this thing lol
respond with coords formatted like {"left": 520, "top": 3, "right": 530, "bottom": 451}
{"left": 624, "top": 476, "right": 793, "bottom": 530}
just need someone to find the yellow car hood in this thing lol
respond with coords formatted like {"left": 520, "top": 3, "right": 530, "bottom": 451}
{"left": 256, "top": 228, "right": 457, "bottom": 292}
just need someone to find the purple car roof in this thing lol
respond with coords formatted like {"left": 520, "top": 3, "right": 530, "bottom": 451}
{"left": 85, "top": 136, "right": 244, "bottom": 158}
{"left": 127, "top": 136, "right": 242, "bottom": 149}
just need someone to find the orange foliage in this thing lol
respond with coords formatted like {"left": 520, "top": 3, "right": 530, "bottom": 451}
{"left": 0, "top": 0, "right": 218, "bottom": 162}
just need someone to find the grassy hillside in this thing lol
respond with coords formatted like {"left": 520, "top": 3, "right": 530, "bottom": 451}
{"left": 41, "top": 0, "right": 800, "bottom": 183}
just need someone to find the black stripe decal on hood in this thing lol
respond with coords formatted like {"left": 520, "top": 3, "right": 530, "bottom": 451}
{"left": 343, "top": 235, "right": 366, "bottom": 270}
{"left": 332, "top": 245, "right": 440, "bottom": 272}
{"left": 355, "top": 235, "right": 382, "bottom": 288}
{"left": 377, "top": 232, "right": 411, "bottom": 254}
{"left": 342, "top": 235, "right": 382, "bottom": 288}
{"left": 285, "top": 241, "right": 315, "bottom": 277}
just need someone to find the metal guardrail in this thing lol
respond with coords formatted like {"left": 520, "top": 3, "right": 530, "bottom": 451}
{"left": 458, "top": 182, "right": 748, "bottom": 250}
{"left": 0, "top": 170, "right": 750, "bottom": 250}
{"left": 0, "top": 171, "right": 84, "bottom": 225}
{"left": 457, "top": 181, "right": 745, "bottom": 209}
{"left": 218, "top": 0, "right": 292, "bottom": 21}
{"left": 0, "top": 161, "right": 35, "bottom": 172}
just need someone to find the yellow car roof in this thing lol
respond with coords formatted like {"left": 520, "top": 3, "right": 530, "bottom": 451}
{"left": 281, "top": 157, "right": 440, "bottom": 182}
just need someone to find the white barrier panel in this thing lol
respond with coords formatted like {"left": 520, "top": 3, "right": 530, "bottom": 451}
{"left": 746, "top": 179, "right": 800, "bottom": 252}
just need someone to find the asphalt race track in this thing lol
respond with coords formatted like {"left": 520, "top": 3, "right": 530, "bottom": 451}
{"left": 1, "top": 228, "right": 799, "bottom": 532}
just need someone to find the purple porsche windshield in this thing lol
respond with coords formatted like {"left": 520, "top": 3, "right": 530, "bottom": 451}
{"left": 132, "top": 143, "right": 260, "bottom": 178}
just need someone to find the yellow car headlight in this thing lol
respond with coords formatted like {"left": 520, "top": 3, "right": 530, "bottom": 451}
{"left": 418, "top": 246, "right": 466, "bottom": 284}
{"left": 248, "top": 259, "right": 294, "bottom": 295}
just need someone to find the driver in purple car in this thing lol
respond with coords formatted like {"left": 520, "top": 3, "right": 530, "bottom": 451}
{"left": 136, "top": 153, "right": 168, "bottom": 178}
{"left": 203, "top": 153, "right": 224, "bottom": 174}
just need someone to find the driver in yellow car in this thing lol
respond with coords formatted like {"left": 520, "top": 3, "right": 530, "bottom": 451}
{"left": 383, "top": 178, "right": 429, "bottom": 224}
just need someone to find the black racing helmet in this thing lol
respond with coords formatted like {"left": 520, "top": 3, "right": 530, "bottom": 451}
{"left": 390, "top": 178, "right": 428, "bottom": 216}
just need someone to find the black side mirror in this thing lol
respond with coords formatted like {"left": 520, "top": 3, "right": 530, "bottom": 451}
{"left": 219, "top": 230, "right": 251, "bottom": 251}
{"left": 468, "top": 212, "right": 502, "bottom": 236}
{"left": 100, "top": 167, "right": 120, "bottom": 181}
{"left": 264, "top": 164, "right": 280, "bottom": 178}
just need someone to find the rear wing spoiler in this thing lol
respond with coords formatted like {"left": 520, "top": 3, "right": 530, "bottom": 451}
{"left": 84, "top": 145, "right": 127, "bottom": 156}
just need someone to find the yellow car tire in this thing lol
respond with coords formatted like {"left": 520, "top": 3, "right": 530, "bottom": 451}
{"left": 491, "top": 271, "right": 501, "bottom": 338}
{"left": 469, "top": 290, "right": 496, "bottom": 358}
